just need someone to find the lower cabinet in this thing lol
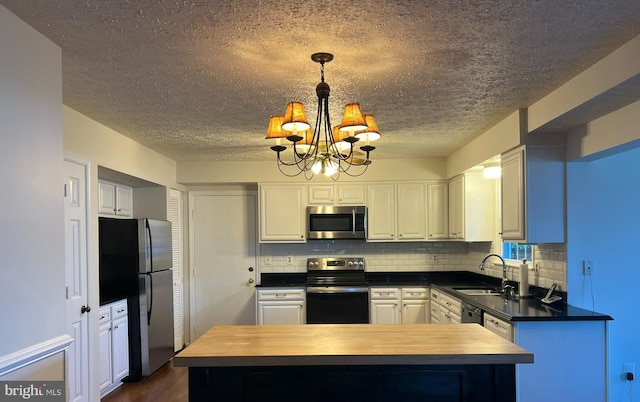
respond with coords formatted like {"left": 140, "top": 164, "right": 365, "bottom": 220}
{"left": 370, "top": 287, "right": 430, "bottom": 324}
{"left": 430, "top": 289, "right": 461, "bottom": 324}
{"left": 400, "top": 288, "right": 430, "bottom": 324}
{"left": 99, "top": 299, "right": 129, "bottom": 397}
{"left": 370, "top": 288, "right": 401, "bottom": 324}
{"left": 483, "top": 312, "right": 513, "bottom": 342}
{"left": 257, "top": 288, "right": 306, "bottom": 325}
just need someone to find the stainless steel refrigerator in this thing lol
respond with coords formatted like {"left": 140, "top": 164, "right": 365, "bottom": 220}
{"left": 99, "top": 217, "right": 174, "bottom": 380}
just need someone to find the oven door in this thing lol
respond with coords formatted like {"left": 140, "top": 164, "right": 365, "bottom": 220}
{"left": 306, "top": 286, "right": 369, "bottom": 324}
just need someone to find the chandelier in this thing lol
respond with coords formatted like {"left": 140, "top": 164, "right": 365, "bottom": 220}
{"left": 265, "top": 52, "right": 381, "bottom": 180}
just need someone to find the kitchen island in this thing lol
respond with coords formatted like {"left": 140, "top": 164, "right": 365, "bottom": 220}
{"left": 174, "top": 324, "right": 533, "bottom": 402}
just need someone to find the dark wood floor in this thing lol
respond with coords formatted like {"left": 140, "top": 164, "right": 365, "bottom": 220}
{"left": 101, "top": 360, "right": 188, "bottom": 402}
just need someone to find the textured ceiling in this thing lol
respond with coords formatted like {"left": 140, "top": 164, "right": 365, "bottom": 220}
{"left": 2, "top": 1, "right": 640, "bottom": 162}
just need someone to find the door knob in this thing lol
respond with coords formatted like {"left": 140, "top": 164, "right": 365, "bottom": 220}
{"left": 248, "top": 278, "right": 255, "bottom": 284}
{"left": 81, "top": 305, "right": 91, "bottom": 314}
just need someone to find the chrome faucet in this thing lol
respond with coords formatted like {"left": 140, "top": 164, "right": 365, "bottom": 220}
{"left": 479, "top": 253, "right": 510, "bottom": 293}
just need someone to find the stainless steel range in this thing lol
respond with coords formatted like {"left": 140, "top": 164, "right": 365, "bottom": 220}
{"left": 306, "top": 257, "right": 369, "bottom": 324}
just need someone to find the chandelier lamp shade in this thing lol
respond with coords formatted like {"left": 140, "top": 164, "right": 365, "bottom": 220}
{"left": 265, "top": 52, "right": 381, "bottom": 179}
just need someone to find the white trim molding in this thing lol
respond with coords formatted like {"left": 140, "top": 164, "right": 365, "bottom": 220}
{"left": 0, "top": 335, "right": 73, "bottom": 377}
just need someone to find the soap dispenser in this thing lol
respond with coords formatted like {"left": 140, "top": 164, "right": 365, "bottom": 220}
{"left": 519, "top": 259, "right": 529, "bottom": 297}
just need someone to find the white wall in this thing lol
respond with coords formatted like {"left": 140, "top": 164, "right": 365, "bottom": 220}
{"left": 177, "top": 157, "right": 447, "bottom": 184}
{"left": 567, "top": 99, "right": 640, "bottom": 161}
{"left": 567, "top": 147, "right": 640, "bottom": 401}
{"left": 0, "top": 3, "right": 67, "bottom": 374}
{"left": 64, "top": 105, "right": 181, "bottom": 189}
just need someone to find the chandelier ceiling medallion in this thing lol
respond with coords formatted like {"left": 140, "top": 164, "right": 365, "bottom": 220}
{"left": 265, "top": 52, "right": 381, "bottom": 180}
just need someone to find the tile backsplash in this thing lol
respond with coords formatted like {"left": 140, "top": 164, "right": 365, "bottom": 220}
{"left": 467, "top": 242, "right": 567, "bottom": 291}
{"left": 260, "top": 240, "right": 566, "bottom": 291}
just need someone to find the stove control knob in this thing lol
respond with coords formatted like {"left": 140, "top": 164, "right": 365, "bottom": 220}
{"left": 358, "top": 261, "right": 364, "bottom": 266}
{"left": 348, "top": 261, "right": 353, "bottom": 266}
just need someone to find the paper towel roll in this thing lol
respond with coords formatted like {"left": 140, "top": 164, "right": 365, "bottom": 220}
{"left": 520, "top": 260, "right": 529, "bottom": 296}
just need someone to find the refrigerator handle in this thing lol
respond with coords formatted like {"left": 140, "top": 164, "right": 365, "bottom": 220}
{"left": 147, "top": 273, "right": 153, "bottom": 324}
{"left": 145, "top": 219, "right": 154, "bottom": 271}
{"left": 145, "top": 220, "right": 154, "bottom": 324}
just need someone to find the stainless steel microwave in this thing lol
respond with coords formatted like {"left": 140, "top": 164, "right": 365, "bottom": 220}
{"left": 307, "top": 206, "right": 367, "bottom": 239}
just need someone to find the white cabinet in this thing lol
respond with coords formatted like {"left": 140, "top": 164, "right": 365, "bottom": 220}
{"left": 111, "top": 311, "right": 129, "bottom": 381}
{"left": 258, "top": 184, "right": 306, "bottom": 242}
{"left": 98, "top": 181, "right": 132, "bottom": 217}
{"left": 370, "top": 288, "right": 401, "bottom": 324}
{"left": 427, "top": 182, "right": 449, "bottom": 239}
{"left": 397, "top": 183, "right": 427, "bottom": 240}
{"left": 366, "top": 183, "right": 426, "bottom": 241}
{"left": 98, "top": 309, "right": 113, "bottom": 392}
{"left": 400, "top": 288, "right": 430, "bottom": 324}
{"left": 448, "top": 172, "right": 494, "bottom": 241}
{"left": 99, "top": 300, "right": 129, "bottom": 397}
{"left": 483, "top": 312, "right": 513, "bottom": 342}
{"left": 500, "top": 145, "right": 565, "bottom": 243}
{"left": 308, "top": 184, "right": 365, "bottom": 205}
{"left": 366, "top": 184, "right": 396, "bottom": 240}
{"left": 370, "top": 287, "right": 430, "bottom": 324}
{"left": 430, "top": 289, "right": 461, "bottom": 324}
{"left": 257, "top": 288, "right": 306, "bottom": 325}
{"left": 448, "top": 176, "right": 464, "bottom": 239}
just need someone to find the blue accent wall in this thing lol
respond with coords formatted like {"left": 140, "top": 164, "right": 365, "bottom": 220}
{"left": 567, "top": 146, "right": 640, "bottom": 400}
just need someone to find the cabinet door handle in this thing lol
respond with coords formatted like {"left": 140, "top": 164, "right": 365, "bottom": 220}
{"left": 276, "top": 293, "right": 285, "bottom": 298}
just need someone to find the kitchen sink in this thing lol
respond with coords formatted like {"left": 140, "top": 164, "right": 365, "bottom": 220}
{"left": 453, "top": 287, "right": 502, "bottom": 296}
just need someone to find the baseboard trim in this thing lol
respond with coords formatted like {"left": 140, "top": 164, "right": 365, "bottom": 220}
{"left": 0, "top": 334, "right": 73, "bottom": 377}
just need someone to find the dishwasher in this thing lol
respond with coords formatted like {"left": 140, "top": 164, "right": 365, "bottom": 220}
{"left": 461, "top": 301, "right": 482, "bottom": 324}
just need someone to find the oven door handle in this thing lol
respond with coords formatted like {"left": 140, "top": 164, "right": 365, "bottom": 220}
{"left": 306, "top": 286, "right": 369, "bottom": 294}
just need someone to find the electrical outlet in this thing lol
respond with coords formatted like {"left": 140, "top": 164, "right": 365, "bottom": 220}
{"left": 624, "top": 363, "right": 635, "bottom": 378}
{"left": 582, "top": 260, "right": 592, "bottom": 276}
{"left": 286, "top": 256, "right": 293, "bottom": 265}
{"left": 264, "top": 256, "right": 272, "bottom": 265}
{"left": 432, "top": 254, "right": 438, "bottom": 263}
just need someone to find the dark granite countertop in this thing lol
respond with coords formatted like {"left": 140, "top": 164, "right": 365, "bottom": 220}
{"left": 259, "top": 271, "right": 613, "bottom": 322}
{"left": 431, "top": 283, "right": 612, "bottom": 323}
{"left": 256, "top": 273, "right": 307, "bottom": 287}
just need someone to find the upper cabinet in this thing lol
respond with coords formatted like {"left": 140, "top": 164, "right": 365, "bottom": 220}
{"left": 308, "top": 184, "right": 365, "bottom": 205}
{"left": 396, "top": 183, "right": 427, "bottom": 240}
{"left": 427, "top": 183, "right": 449, "bottom": 240}
{"left": 259, "top": 184, "right": 307, "bottom": 242}
{"left": 367, "top": 182, "right": 426, "bottom": 241}
{"left": 500, "top": 145, "right": 565, "bottom": 243}
{"left": 448, "top": 172, "right": 494, "bottom": 241}
{"left": 98, "top": 180, "right": 132, "bottom": 218}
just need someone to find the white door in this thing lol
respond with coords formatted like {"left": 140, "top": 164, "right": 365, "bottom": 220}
{"left": 190, "top": 192, "right": 257, "bottom": 340}
{"left": 64, "top": 158, "right": 90, "bottom": 402}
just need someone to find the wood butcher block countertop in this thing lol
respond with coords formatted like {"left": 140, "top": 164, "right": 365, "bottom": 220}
{"left": 173, "top": 324, "right": 534, "bottom": 367}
